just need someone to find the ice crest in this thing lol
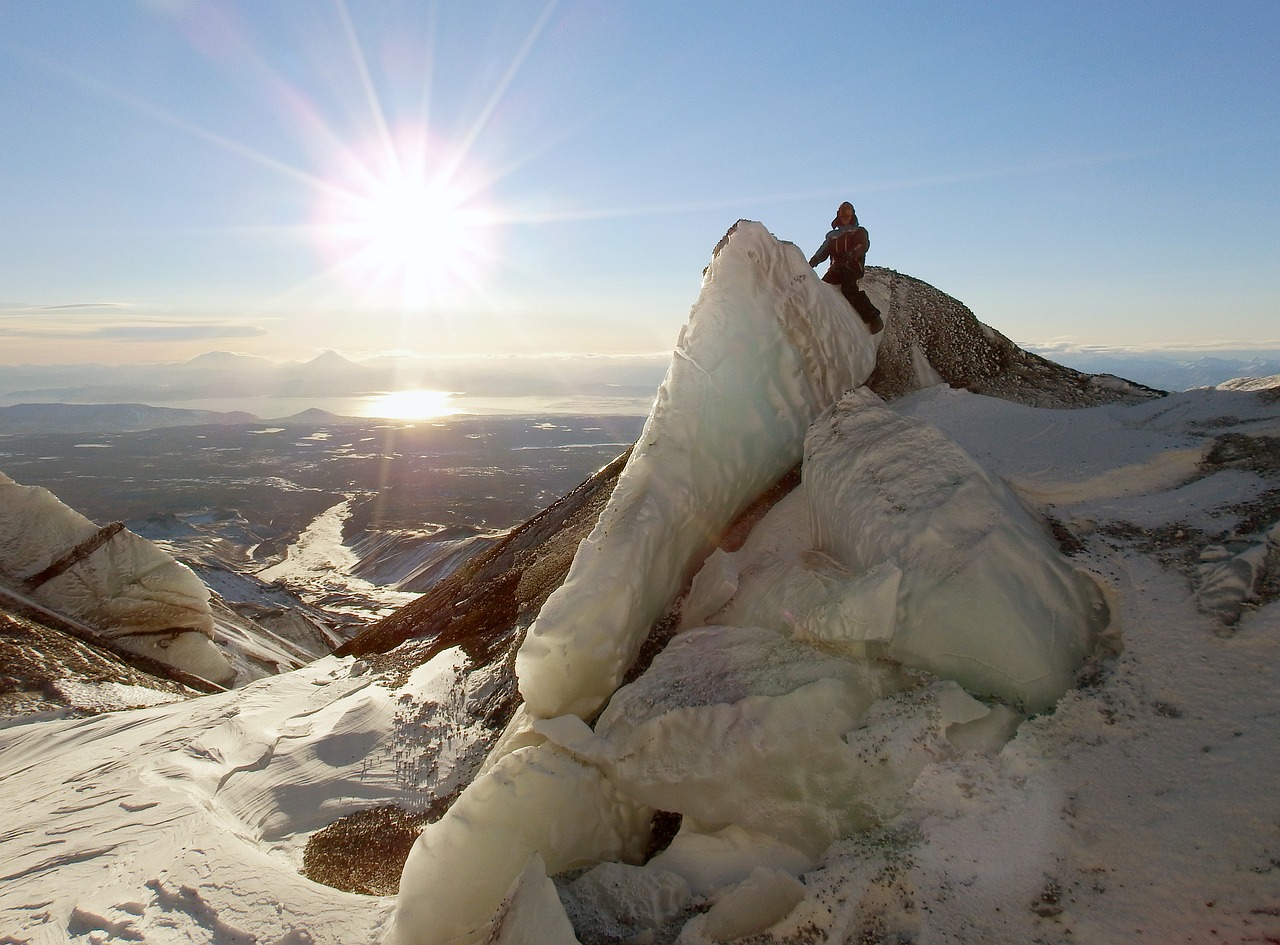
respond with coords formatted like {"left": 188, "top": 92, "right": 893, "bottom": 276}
{"left": 0, "top": 470, "right": 233, "bottom": 685}
{"left": 515, "top": 221, "right": 880, "bottom": 720}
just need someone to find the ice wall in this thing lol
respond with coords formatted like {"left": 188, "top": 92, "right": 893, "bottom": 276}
{"left": 516, "top": 221, "right": 881, "bottom": 720}
{"left": 0, "top": 471, "right": 234, "bottom": 685}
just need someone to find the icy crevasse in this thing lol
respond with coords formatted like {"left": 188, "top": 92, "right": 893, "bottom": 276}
{"left": 516, "top": 220, "right": 881, "bottom": 720}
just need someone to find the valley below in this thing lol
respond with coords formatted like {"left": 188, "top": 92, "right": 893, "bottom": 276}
{"left": 0, "top": 410, "right": 646, "bottom": 625}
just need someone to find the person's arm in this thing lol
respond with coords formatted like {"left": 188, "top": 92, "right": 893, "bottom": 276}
{"left": 808, "top": 237, "right": 832, "bottom": 268}
{"left": 852, "top": 227, "right": 870, "bottom": 265}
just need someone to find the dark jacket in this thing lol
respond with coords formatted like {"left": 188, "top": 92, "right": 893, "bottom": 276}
{"left": 809, "top": 218, "right": 870, "bottom": 284}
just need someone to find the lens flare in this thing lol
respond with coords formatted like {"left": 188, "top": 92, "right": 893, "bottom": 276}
{"left": 314, "top": 129, "right": 500, "bottom": 310}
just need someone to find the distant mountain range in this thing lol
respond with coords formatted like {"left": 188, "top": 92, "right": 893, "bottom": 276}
{"left": 0, "top": 350, "right": 670, "bottom": 408}
{"left": 6, "top": 344, "right": 1280, "bottom": 417}
{"left": 0, "top": 402, "right": 347, "bottom": 434}
{"left": 1022, "top": 345, "right": 1280, "bottom": 391}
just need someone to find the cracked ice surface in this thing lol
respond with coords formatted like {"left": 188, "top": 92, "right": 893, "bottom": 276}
{"left": 515, "top": 221, "right": 880, "bottom": 721}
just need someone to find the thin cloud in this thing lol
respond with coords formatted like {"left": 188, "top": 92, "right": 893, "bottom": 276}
{"left": 0, "top": 321, "right": 269, "bottom": 341}
{"left": 0, "top": 302, "right": 133, "bottom": 315}
{"left": 1026, "top": 339, "right": 1280, "bottom": 355}
{"left": 88, "top": 324, "right": 270, "bottom": 341}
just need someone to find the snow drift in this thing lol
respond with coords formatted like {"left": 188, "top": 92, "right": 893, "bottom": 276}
{"left": 0, "top": 470, "right": 234, "bottom": 686}
{"left": 387, "top": 222, "right": 1107, "bottom": 945}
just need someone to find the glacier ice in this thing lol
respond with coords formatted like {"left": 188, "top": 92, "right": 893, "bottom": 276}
{"left": 802, "top": 388, "right": 1105, "bottom": 710}
{"left": 391, "top": 222, "right": 1111, "bottom": 942}
{"left": 516, "top": 221, "right": 881, "bottom": 720}
{"left": 479, "top": 854, "right": 582, "bottom": 945}
{"left": 700, "top": 866, "right": 807, "bottom": 942}
{"left": 0, "top": 471, "right": 234, "bottom": 685}
{"left": 386, "top": 743, "right": 651, "bottom": 945}
{"left": 591, "top": 625, "right": 924, "bottom": 857}
{"left": 646, "top": 823, "right": 814, "bottom": 897}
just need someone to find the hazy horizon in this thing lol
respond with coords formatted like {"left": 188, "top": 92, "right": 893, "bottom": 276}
{"left": 4, "top": 342, "right": 1280, "bottom": 419}
{"left": 4, "top": 338, "right": 1280, "bottom": 371}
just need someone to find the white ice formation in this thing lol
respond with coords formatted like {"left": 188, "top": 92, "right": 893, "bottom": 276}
{"left": 391, "top": 743, "right": 650, "bottom": 945}
{"left": 802, "top": 388, "right": 1105, "bottom": 709}
{"left": 515, "top": 220, "right": 882, "bottom": 721}
{"left": 387, "top": 222, "right": 1105, "bottom": 945}
{"left": 0, "top": 470, "right": 234, "bottom": 685}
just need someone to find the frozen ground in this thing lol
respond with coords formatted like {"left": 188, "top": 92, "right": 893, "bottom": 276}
{"left": 3, "top": 381, "right": 1277, "bottom": 943}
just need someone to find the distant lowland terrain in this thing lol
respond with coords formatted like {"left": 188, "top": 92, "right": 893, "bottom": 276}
{"left": 0, "top": 403, "right": 645, "bottom": 557}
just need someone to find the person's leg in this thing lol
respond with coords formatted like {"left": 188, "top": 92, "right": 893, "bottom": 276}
{"left": 841, "top": 281, "right": 883, "bottom": 333}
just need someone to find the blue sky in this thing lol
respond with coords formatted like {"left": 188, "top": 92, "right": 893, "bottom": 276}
{"left": 1, "top": 0, "right": 1277, "bottom": 365}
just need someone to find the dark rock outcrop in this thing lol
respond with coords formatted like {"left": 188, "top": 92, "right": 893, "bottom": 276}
{"left": 864, "top": 267, "right": 1164, "bottom": 407}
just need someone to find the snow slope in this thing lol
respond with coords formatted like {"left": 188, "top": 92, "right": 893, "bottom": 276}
{"left": 2, "top": 223, "right": 1279, "bottom": 945}
{"left": 0, "top": 650, "right": 498, "bottom": 943}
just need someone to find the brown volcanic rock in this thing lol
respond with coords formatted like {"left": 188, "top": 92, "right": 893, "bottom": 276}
{"left": 864, "top": 267, "right": 1164, "bottom": 407}
{"left": 338, "top": 449, "right": 632, "bottom": 674}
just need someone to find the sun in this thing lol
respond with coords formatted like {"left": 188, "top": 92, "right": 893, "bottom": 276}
{"left": 315, "top": 129, "right": 499, "bottom": 308}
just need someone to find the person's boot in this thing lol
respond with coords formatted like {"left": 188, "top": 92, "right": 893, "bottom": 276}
{"left": 862, "top": 311, "right": 884, "bottom": 334}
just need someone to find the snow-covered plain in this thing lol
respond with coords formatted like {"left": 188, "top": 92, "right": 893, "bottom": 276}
{"left": 3, "top": 222, "right": 1279, "bottom": 944}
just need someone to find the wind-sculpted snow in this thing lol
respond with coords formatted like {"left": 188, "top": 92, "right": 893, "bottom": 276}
{"left": 0, "top": 471, "right": 234, "bottom": 685}
{"left": 802, "top": 389, "right": 1107, "bottom": 710}
{"left": 516, "top": 220, "right": 881, "bottom": 720}
{"left": 0, "top": 654, "right": 445, "bottom": 943}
